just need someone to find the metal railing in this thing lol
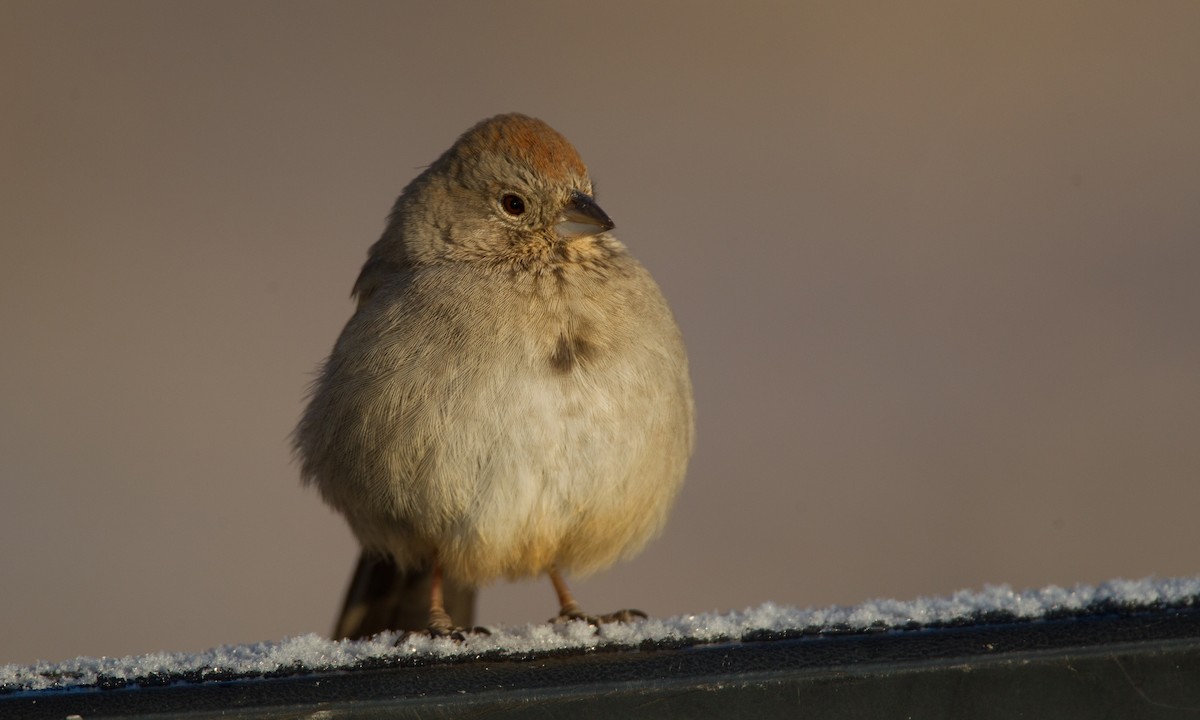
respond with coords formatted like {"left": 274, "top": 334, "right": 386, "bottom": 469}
{"left": 5, "top": 599, "right": 1200, "bottom": 718}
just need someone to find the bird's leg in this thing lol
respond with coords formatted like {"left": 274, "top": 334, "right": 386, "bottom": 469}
{"left": 398, "top": 559, "right": 489, "bottom": 641}
{"left": 549, "top": 566, "right": 586, "bottom": 619}
{"left": 426, "top": 561, "right": 456, "bottom": 635}
{"left": 548, "top": 567, "right": 647, "bottom": 625}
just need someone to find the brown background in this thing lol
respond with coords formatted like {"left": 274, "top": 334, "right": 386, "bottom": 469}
{"left": 2, "top": 2, "right": 1198, "bottom": 666}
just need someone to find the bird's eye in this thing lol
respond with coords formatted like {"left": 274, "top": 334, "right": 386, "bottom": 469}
{"left": 500, "top": 194, "right": 526, "bottom": 216}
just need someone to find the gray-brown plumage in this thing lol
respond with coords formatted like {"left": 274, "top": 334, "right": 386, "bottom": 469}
{"left": 295, "top": 113, "right": 694, "bottom": 636}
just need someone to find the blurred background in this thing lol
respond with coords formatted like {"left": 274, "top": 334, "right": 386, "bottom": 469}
{"left": 3, "top": 1, "right": 1198, "bottom": 666}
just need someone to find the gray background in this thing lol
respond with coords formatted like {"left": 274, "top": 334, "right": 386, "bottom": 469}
{"left": 3, "top": 1, "right": 1198, "bottom": 666}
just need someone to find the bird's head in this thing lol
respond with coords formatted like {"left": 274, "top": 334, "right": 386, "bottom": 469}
{"left": 385, "top": 114, "right": 615, "bottom": 266}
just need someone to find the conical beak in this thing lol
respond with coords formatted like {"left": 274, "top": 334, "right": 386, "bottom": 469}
{"left": 556, "top": 190, "right": 615, "bottom": 238}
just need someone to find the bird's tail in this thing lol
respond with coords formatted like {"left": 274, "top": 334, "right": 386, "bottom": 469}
{"left": 333, "top": 551, "right": 477, "bottom": 639}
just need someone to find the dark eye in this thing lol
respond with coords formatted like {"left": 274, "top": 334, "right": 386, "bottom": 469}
{"left": 500, "top": 193, "right": 526, "bottom": 216}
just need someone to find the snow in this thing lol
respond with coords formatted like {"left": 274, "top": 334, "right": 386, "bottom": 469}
{"left": 4, "top": 575, "right": 1198, "bottom": 694}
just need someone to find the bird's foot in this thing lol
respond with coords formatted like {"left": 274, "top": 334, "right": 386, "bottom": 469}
{"left": 397, "top": 607, "right": 491, "bottom": 642}
{"left": 550, "top": 602, "right": 647, "bottom": 626}
{"left": 397, "top": 624, "right": 491, "bottom": 643}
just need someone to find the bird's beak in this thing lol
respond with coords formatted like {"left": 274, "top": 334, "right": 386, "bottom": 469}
{"left": 556, "top": 191, "right": 615, "bottom": 238}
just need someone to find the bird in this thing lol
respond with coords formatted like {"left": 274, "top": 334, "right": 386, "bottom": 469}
{"left": 295, "top": 113, "right": 694, "bottom": 638}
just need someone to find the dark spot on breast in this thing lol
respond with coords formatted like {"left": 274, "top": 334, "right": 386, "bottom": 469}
{"left": 550, "top": 332, "right": 596, "bottom": 373}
